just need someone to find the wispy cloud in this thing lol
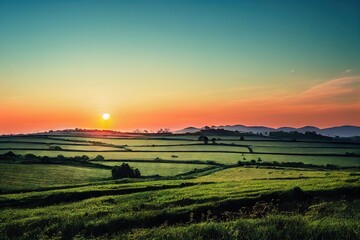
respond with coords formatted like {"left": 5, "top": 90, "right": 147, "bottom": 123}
{"left": 228, "top": 76, "right": 360, "bottom": 108}
{"left": 218, "top": 76, "right": 360, "bottom": 127}
{"left": 291, "top": 76, "right": 360, "bottom": 104}
{"left": 344, "top": 69, "right": 353, "bottom": 73}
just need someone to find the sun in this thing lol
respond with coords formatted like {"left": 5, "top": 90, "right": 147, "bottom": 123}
{"left": 102, "top": 113, "right": 110, "bottom": 120}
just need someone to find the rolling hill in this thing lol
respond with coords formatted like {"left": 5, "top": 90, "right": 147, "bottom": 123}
{"left": 175, "top": 125, "right": 360, "bottom": 137}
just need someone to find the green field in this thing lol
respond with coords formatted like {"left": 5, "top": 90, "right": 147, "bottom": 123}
{"left": 0, "top": 163, "right": 111, "bottom": 192}
{"left": 0, "top": 134, "right": 359, "bottom": 239}
{"left": 1, "top": 150, "right": 359, "bottom": 167}
{"left": 0, "top": 165, "right": 359, "bottom": 239}
{"left": 1, "top": 135, "right": 359, "bottom": 167}
{"left": 96, "top": 161, "right": 210, "bottom": 176}
{"left": 0, "top": 161, "right": 213, "bottom": 193}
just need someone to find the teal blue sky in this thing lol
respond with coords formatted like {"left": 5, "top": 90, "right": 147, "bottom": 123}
{"left": 0, "top": 0, "right": 359, "bottom": 133}
{"left": 1, "top": 0, "right": 359, "bottom": 79}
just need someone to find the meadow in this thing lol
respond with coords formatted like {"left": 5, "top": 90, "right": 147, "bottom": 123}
{"left": 0, "top": 133, "right": 359, "bottom": 239}
{"left": 1, "top": 134, "right": 359, "bottom": 166}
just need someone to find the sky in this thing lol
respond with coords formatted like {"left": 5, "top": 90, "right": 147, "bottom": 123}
{"left": 0, "top": 0, "right": 359, "bottom": 134}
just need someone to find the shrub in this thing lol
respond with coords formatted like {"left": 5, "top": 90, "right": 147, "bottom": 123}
{"left": 93, "top": 155, "right": 105, "bottom": 161}
{"left": 49, "top": 146, "right": 62, "bottom": 150}
{"left": 41, "top": 156, "right": 51, "bottom": 163}
{"left": 24, "top": 153, "right": 38, "bottom": 160}
{"left": 2, "top": 151, "right": 17, "bottom": 158}
{"left": 57, "top": 154, "right": 65, "bottom": 160}
{"left": 111, "top": 163, "right": 141, "bottom": 179}
{"left": 272, "top": 161, "right": 280, "bottom": 166}
{"left": 198, "top": 135, "right": 209, "bottom": 144}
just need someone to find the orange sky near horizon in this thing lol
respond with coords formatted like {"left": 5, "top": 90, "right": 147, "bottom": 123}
{"left": 1, "top": 76, "right": 359, "bottom": 134}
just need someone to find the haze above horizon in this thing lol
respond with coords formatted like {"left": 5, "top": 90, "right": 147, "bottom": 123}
{"left": 1, "top": 0, "right": 359, "bottom": 134}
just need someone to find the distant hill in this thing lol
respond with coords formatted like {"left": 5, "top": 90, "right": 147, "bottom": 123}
{"left": 175, "top": 125, "right": 360, "bottom": 137}
{"left": 321, "top": 126, "right": 360, "bottom": 138}
{"left": 277, "top": 127, "right": 297, "bottom": 132}
{"left": 176, "top": 127, "right": 201, "bottom": 133}
{"left": 297, "top": 126, "right": 321, "bottom": 133}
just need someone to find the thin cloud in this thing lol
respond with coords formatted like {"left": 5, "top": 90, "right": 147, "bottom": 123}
{"left": 293, "top": 76, "right": 360, "bottom": 104}
{"left": 229, "top": 76, "right": 360, "bottom": 107}
{"left": 344, "top": 69, "right": 352, "bottom": 73}
{"left": 147, "top": 85, "right": 269, "bottom": 98}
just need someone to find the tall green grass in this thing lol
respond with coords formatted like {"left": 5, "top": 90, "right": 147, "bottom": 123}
{"left": 1, "top": 167, "right": 359, "bottom": 239}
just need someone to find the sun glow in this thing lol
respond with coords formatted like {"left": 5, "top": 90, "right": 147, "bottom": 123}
{"left": 102, "top": 113, "right": 110, "bottom": 120}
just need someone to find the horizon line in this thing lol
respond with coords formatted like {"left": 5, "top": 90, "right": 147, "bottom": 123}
{"left": 1, "top": 124, "right": 359, "bottom": 136}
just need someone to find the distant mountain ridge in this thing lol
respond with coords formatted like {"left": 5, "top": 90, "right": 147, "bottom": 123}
{"left": 175, "top": 125, "right": 360, "bottom": 137}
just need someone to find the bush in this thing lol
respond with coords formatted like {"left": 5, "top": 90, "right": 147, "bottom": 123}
{"left": 111, "top": 163, "right": 141, "bottom": 179}
{"left": 73, "top": 155, "right": 89, "bottom": 162}
{"left": 41, "top": 156, "right": 51, "bottom": 163}
{"left": 93, "top": 155, "right": 105, "bottom": 161}
{"left": 49, "top": 146, "right": 62, "bottom": 150}
{"left": 2, "top": 151, "right": 17, "bottom": 158}
{"left": 24, "top": 154, "right": 38, "bottom": 160}
{"left": 237, "top": 161, "right": 245, "bottom": 166}
{"left": 55, "top": 154, "right": 66, "bottom": 161}
{"left": 198, "top": 135, "right": 209, "bottom": 144}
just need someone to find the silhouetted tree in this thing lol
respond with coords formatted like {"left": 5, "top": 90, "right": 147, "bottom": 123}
{"left": 24, "top": 153, "right": 37, "bottom": 160}
{"left": 0, "top": 151, "right": 21, "bottom": 162}
{"left": 237, "top": 161, "right": 245, "bottom": 166}
{"left": 3, "top": 151, "right": 16, "bottom": 158}
{"left": 240, "top": 136, "right": 245, "bottom": 141}
{"left": 112, "top": 163, "right": 141, "bottom": 179}
{"left": 50, "top": 145, "right": 62, "bottom": 150}
{"left": 41, "top": 156, "right": 51, "bottom": 163}
{"left": 73, "top": 155, "right": 89, "bottom": 162}
{"left": 211, "top": 138, "right": 216, "bottom": 144}
{"left": 93, "top": 155, "right": 105, "bottom": 161}
{"left": 134, "top": 168, "right": 141, "bottom": 178}
{"left": 272, "top": 161, "right": 280, "bottom": 166}
{"left": 197, "top": 135, "right": 209, "bottom": 144}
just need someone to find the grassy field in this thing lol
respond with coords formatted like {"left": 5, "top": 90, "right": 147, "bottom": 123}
{"left": 96, "top": 161, "right": 210, "bottom": 176}
{"left": 1, "top": 134, "right": 359, "bottom": 167}
{"left": 0, "top": 161, "right": 213, "bottom": 193}
{"left": 0, "top": 134, "right": 359, "bottom": 239}
{"left": 116, "top": 204, "right": 360, "bottom": 240}
{"left": 0, "top": 165, "right": 359, "bottom": 239}
{"left": 195, "top": 166, "right": 352, "bottom": 181}
{"left": 0, "top": 163, "right": 111, "bottom": 192}
{"left": 1, "top": 150, "right": 359, "bottom": 166}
